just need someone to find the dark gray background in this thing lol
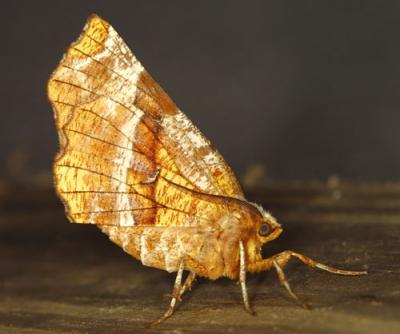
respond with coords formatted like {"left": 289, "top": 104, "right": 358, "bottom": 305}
{"left": 1, "top": 0, "right": 400, "bottom": 181}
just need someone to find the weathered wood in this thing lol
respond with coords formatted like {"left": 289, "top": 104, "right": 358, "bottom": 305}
{"left": 0, "top": 181, "right": 399, "bottom": 333}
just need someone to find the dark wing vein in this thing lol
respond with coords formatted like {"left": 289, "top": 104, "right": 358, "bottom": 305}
{"left": 84, "top": 26, "right": 132, "bottom": 67}
{"left": 98, "top": 19, "right": 133, "bottom": 66}
{"left": 60, "top": 190, "right": 138, "bottom": 194}
{"left": 64, "top": 128, "right": 132, "bottom": 151}
{"left": 59, "top": 49, "right": 221, "bottom": 195}
{"left": 65, "top": 48, "right": 163, "bottom": 111}
{"left": 52, "top": 78, "right": 199, "bottom": 191}
{"left": 56, "top": 164, "right": 209, "bottom": 220}
{"left": 56, "top": 164, "right": 136, "bottom": 190}
{"left": 55, "top": 98, "right": 135, "bottom": 145}
{"left": 72, "top": 207, "right": 160, "bottom": 215}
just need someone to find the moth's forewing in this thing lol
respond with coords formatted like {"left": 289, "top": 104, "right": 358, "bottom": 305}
{"left": 48, "top": 14, "right": 245, "bottom": 231}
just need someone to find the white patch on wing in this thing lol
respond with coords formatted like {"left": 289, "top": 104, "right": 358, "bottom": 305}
{"left": 88, "top": 194, "right": 101, "bottom": 224}
{"left": 104, "top": 98, "right": 119, "bottom": 118}
{"left": 203, "top": 151, "right": 221, "bottom": 165}
{"left": 105, "top": 25, "right": 135, "bottom": 67}
{"left": 186, "top": 129, "right": 208, "bottom": 149}
{"left": 111, "top": 111, "right": 141, "bottom": 227}
{"left": 84, "top": 32, "right": 143, "bottom": 108}
{"left": 121, "top": 230, "right": 130, "bottom": 250}
{"left": 108, "top": 226, "right": 118, "bottom": 239}
{"left": 72, "top": 56, "right": 93, "bottom": 72}
{"left": 91, "top": 27, "right": 147, "bottom": 227}
{"left": 160, "top": 112, "right": 221, "bottom": 193}
{"left": 78, "top": 26, "right": 146, "bottom": 227}
{"left": 142, "top": 169, "right": 160, "bottom": 184}
{"left": 120, "top": 108, "right": 144, "bottom": 141}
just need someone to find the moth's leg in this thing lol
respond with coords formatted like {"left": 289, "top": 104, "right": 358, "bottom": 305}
{"left": 248, "top": 250, "right": 367, "bottom": 276}
{"left": 150, "top": 261, "right": 185, "bottom": 327}
{"left": 272, "top": 259, "right": 311, "bottom": 309}
{"left": 248, "top": 250, "right": 367, "bottom": 308}
{"left": 239, "top": 241, "right": 254, "bottom": 314}
{"left": 179, "top": 271, "right": 196, "bottom": 299}
{"left": 165, "top": 271, "right": 196, "bottom": 302}
{"left": 284, "top": 251, "right": 368, "bottom": 275}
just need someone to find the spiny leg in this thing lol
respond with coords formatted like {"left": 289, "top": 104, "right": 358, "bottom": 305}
{"left": 239, "top": 241, "right": 254, "bottom": 314}
{"left": 272, "top": 259, "right": 311, "bottom": 309}
{"left": 179, "top": 271, "right": 196, "bottom": 298}
{"left": 163, "top": 271, "right": 197, "bottom": 302}
{"left": 284, "top": 251, "right": 367, "bottom": 276}
{"left": 248, "top": 250, "right": 367, "bottom": 276}
{"left": 248, "top": 250, "right": 367, "bottom": 308}
{"left": 150, "top": 261, "right": 185, "bottom": 327}
{"left": 273, "top": 251, "right": 368, "bottom": 276}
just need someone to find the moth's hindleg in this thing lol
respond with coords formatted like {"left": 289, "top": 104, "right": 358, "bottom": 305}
{"left": 239, "top": 241, "right": 254, "bottom": 315}
{"left": 150, "top": 261, "right": 185, "bottom": 327}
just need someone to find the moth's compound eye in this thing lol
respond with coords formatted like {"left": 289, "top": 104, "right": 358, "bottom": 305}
{"left": 258, "top": 223, "right": 270, "bottom": 237}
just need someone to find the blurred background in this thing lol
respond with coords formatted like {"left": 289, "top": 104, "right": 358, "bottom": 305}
{"left": 2, "top": 0, "right": 400, "bottom": 191}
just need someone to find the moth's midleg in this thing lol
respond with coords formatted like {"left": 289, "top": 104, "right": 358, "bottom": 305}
{"left": 179, "top": 272, "right": 196, "bottom": 298}
{"left": 239, "top": 241, "right": 254, "bottom": 314}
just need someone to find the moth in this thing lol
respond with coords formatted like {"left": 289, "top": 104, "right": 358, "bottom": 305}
{"left": 47, "top": 14, "right": 367, "bottom": 326}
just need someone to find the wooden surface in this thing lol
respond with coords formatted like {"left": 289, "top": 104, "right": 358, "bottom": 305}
{"left": 0, "top": 180, "right": 399, "bottom": 333}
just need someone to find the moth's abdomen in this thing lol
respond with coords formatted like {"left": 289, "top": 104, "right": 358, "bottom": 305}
{"left": 100, "top": 225, "right": 233, "bottom": 279}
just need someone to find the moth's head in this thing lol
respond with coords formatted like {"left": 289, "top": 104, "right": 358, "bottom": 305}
{"left": 251, "top": 203, "right": 282, "bottom": 245}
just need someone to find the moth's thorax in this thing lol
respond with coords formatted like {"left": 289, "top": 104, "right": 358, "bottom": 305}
{"left": 215, "top": 209, "right": 251, "bottom": 230}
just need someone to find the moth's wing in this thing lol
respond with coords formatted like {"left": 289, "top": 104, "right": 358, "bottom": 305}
{"left": 48, "top": 14, "right": 244, "bottom": 227}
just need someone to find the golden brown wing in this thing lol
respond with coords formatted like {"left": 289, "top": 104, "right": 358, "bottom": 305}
{"left": 48, "top": 14, "right": 244, "bottom": 227}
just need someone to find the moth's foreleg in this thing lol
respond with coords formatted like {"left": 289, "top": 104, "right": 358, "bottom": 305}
{"left": 247, "top": 250, "right": 367, "bottom": 308}
{"left": 246, "top": 253, "right": 309, "bottom": 308}
{"left": 248, "top": 250, "right": 367, "bottom": 276}
{"left": 283, "top": 251, "right": 368, "bottom": 276}
{"left": 239, "top": 241, "right": 254, "bottom": 315}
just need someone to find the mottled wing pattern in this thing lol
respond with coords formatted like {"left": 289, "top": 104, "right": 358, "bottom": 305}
{"left": 48, "top": 15, "right": 244, "bottom": 228}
